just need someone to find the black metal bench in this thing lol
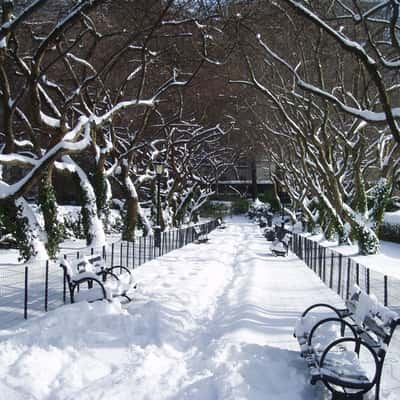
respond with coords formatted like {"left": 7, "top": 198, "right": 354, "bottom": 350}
{"left": 294, "top": 285, "right": 399, "bottom": 400}
{"left": 193, "top": 225, "right": 209, "bottom": 244}
{"left": 264, "top": 227, "right": 276, "bottom": 241}
{"left": 60, "top": 255, "right": 134, "bottom": 304}
{"left": 217, "top": 218, "right": 226, "bottom": 229}
{"left": 270, "top": 233, "right": 291, "bottom": 256}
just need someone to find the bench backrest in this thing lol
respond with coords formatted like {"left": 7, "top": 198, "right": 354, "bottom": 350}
{"left": 60, "top": 254, "right": 105, "bottom": 280}
{"left": 281, "top": 233, "right": 292, "bottom": 245}
{"left": 346, "top": 285, "right": 399, "bottom": 346}
{"left": 193, "top": 226, "right": 202, "bottom": 235}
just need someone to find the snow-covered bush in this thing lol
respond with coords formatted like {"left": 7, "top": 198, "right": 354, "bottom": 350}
{"left": 247, "top": 198, "right": 270, "bottom": 217}
{"left": 379, "top": 211, "right": 400, "bottom": 244}
{"left": 0, "top": 201, "right": 35, "bottom": 261}
{"left": 232, "top": 198, "right": 249, "bottom": 214}
{"left": 379, "top": 222, "right": 400, "bottom": 244}
{"left": 200, "top": 201, "right": 230, "bottom": 219}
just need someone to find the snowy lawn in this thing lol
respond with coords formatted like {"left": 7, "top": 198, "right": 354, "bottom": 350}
{"left": 0, "top": 218, "right": 391, "bottom": 400}
{"left": 299, "top": 231, "right": 400, "bottom": 280}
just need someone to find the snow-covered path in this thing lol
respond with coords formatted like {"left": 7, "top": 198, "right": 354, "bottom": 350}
{"left": 0, "top": 219, "right": 346, "bottom": 399}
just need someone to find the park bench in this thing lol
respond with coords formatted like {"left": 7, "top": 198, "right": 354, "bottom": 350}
{"left": 294, "top": 284, "right": 400, "bottom": 400}
{"left": 270, "top": 232, "right": 291, "bottom": 256}
{"left": 193, "top": 225, "right": 209, "bottom": 244}
{"left": 258, "top": 217, "right": 267, "bottom": 228}
{"left": 60, "top": 254, "right": 135, "bottom": 304}
{"left": 263, "top": 227, "right": 276, "bottom": 241}
{"left": 217, "top": 218, "right": 226, "bottom": 229}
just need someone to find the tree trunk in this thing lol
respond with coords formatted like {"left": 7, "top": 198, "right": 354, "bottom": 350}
{"left": 38, "top": 166, "right": 63, "bottom": 258}
{"left": 250, "top": 159, "right": 258, "bottom": 201}
{"left": 123, "top": 196, "right": 138, "bottom": 241}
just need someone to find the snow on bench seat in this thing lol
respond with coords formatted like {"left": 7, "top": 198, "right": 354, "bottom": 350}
{"left": 60, "top": 255, "right": 135, "bottom": 303}
{"left": 295, "top": 284, "right": 400, "bottom": 399}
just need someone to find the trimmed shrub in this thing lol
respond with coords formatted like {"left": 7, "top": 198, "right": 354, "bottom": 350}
{"left": 232, "top": 198, "right": 249, "bottom": 214}
{"left": 200, "top": 201, "right": 230, "bottom": 218}
{"left": 379, "top": 222, "right": 400, "bottom": 244}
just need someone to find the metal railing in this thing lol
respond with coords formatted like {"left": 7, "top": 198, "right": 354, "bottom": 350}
{"left": 0, "top": 220, "right": 219, "bottom": 328}
{"left": 289, "top": 231, "right": 400, "bottom": 312}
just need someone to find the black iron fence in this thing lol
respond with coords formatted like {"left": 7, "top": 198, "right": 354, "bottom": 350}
{"left": 289, "top": 232, "right": 400, "bottom": 311}
{"left": 0, "top": 220, "right": 218, "bottom": 327}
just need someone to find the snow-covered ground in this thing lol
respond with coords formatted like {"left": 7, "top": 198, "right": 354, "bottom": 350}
{"left": 299, "top": 231, "right": 400, "bottom": 280}
{"left": 0, "top": 218, "right": 398, "bottom": 399}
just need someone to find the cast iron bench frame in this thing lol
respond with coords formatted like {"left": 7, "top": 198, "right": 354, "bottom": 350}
{"left": 193, "top": 225, "right": 209, "bottom": 244}
{"left": 60, "top": 255, "right": 133, "bottom": 304}
{"left": 294, "top": 285, "right": 399, "bottom": 400}
{"left": 217, "top": 218, "right": 226, "bottom": 229}
{"left": 270, "top": 232, "right": 291, "bottom": 257}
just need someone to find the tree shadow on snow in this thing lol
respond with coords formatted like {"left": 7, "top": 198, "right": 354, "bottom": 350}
{"left": 169, "top": 343, "right": 326, "bottom": 400}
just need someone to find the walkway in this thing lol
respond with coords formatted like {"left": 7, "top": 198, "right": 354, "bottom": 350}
{"left": 0, "top": 219, "right": 361, "bottom": 399}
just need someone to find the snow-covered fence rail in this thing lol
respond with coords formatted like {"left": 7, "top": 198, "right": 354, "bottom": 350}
{"left": 289, "top": 232, "right": 400, "bottom": 313}
{"left": 0, "top": 220, "right": 218, "bottom": 328}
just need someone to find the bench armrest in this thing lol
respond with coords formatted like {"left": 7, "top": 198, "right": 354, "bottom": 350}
{"left": 301, "top": 303, "right": 347, "bottom": 319}
{"left": 71, "top": 276, "right": 108, "bottom": 302}
{"left": 319, "top": 337, "right": 379, "bottom": 392}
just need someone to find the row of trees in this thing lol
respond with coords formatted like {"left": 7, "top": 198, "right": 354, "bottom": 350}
{"left": 4, "top": 0, "right": 400, "bottom": 259}
{"left": 0, "top": 0, "right": 238, "bottom": 260}
{"left": 229, "top": 0, "right": 400, "bottom": 255}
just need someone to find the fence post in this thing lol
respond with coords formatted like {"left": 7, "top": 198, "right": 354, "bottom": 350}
{"left": 338, "top": 254, "right": 342, "bottom": 295}
{"left": 299, "top": 236, "right": 302, "bottom": 259}
{"left": 318, "top": 246, "right": 322, "bottom": 277}
{"left": 133, "top": 239, "right": 135, "bottom": 268}
{"left": 366, "top": 268, "right": 370, "bottom": 294}
{"left": 44, "top": 260, "right": 49, "bottom": 312}
{"left": 329, "top": 253, "right": 334, "bottom": 289}
{"left": 120, "top": 242, "right": 123, "bottom": 268}
{"left": 163, "top": 232, "right": 166, "bottom": 255}
{"left": 304, "top": 239, "right": 307, "bottom": 265}
{"left": 356, "top": 263, "right": 359, "bottom": 285}
{"left": 102, "top": 245, "right": 106, "bottom": 261}
{"left": 91, "top": 247, "right": 94, "bottom": 256}
{"left": 139, "top": 237, "right": 142, "bottom": 266}
{"left": 144, "top": 236, "right": 147, "bottom": 263}
{"left": 111, "top": 243, "right": 114, "bottom": 267}
{"left": 322, "top": 248, "right": 326, "bottom": 283}
{"left": 126, "top": 241, "right": 130, "bottom": 269}
{"left": 314, "top": 242, "right": 317, "bottom": 272}
{"left": 24, "top": 266, "right": 28, "bottom": 320}
{"left": 346, "top": 259, "right": 351, "bottom": 300}
{"left": 63, "top": 254, "right": 67, "bottom": 303}
{"left": 384, "top": 275, "right": 388, "bottom": 306}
